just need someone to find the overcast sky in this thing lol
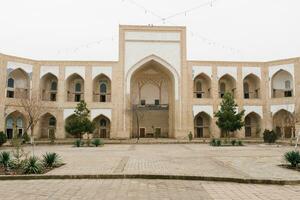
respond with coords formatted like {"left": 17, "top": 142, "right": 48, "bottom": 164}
{"left": 0, "top": 0, "right": 299, "bottom": 61}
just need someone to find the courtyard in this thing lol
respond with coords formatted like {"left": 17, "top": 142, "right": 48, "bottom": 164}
{"left": 1, "top": 143, "right": 300, "bottom": 199}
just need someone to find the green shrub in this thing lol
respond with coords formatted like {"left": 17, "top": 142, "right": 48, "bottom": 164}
{"left": 23, "top": 156, "right": 43, "bottom": 174}
{"left": 210, "top": 138, "right": 216, "bottom": 146}
{"left": 284, "top": 151, "right": 300, "bottom": 167}
{"left": 263, "top": 129, "right": 278, "bottom": 144}
{"left": 231, "top": 139, "right": 236, "bottom": 146}
{"left": 237, "top": 140, "right": 243, "bottom": 146}
{"left": 22, "top": 132, "right": 30, "bottom": 143}
{"left": 0, "top": 131, "right": 7, "bottom": 146}
{"left": 216, "top": 139, "right": 221, "bottom": 146}
{"left": 188, "top": 132, "right": 193, "bottom": 141}
{"left": 92, "top": 138, "right": 102, "bottom": 147}
{"left": 0, "top": 151, "right": 11, "bottom": 169}
{"left": 74, "top": 139, "right": 84, "bottom": 147}
{"left": 42, "top": 152, "right": 61, "bottom": 168}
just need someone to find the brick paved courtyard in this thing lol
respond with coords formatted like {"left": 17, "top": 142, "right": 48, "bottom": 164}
{"left": 1, "top": 144, "right": 300, "bottom": 199}
{"left": 6, "top": 143, "right": 299, "bottom": 180}
{"left": 0, "top": 179, "right": 300, "bottom": 200}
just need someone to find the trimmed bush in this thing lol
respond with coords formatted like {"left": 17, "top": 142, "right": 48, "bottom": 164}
{"left": 188, "top": 132, "right": 193, "bottom": 141}
{"left": 263, "top": 129, "right": 278, "bottom": 144}
{"left": 231, "top": 140, "right": 236, "bottom": 146}
{"left": 74, "top": 139, "right": 84, "bottom": 147}
{"left": 0, "top": 151, "right": 11, "bottom": 169}
{"left": 216, "top": 139, "right": 221, "bottom": 146}
{"left": 42, "top": 152, "right": 61, "bottom": 168}
{"left": 284, "top": 151, "right": 300, "bottom": 167}
{"left": 210, "top": 138, "right": 216, "bottom": 146}
{"left": 0, "top": 131, "right": 7, "bottom": 146}
{"left": 23, "top": 156, "right": 43, "bottom": 174}
{"left": 92, "top": 138, "right": 102, "bottom": 147}
{"left": 237, "top": 140, "right": 243, "bottom": 146}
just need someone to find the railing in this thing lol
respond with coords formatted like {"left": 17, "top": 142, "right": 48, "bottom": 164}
{"left": 67, "top": 92, "right": 84, "bottom": 102}
{"left": 93, "top": 93, "right": 112, "bottom": 102}
{"left": 244, "top": 91, "right": 259, "bottom": 99}
{"left": 133, "top": 104, "right": 169, "bottom": 110}
{"left": 41, "top": 90, "right": 57, "bottom": 101}
{"left": 272, "top": 89, "right": 293, "bottom": 98}
{"left": 193, "top": 91, "right": 211, "bottom": 98}
{"left": 6, "top": 88, "right": 29, "bottom": 99}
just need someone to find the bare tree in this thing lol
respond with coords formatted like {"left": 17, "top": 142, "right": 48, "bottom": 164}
{"left": 17, "top": 92, "right": 45, "bottom": 151}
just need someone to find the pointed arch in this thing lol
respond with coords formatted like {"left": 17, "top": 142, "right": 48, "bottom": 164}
{"left": 126, "top": 54, "right": 179, "bottom": 100}
{"left": 194, "top": 111, "right": 211, "bottom": 138}
{"left": 194, "top": 72, "right": 211, "bottom": 98}
{"left": 66, "top": 73, "right": 84, "bottom": 102}
{"left": 93, "top": 73, "right": 111, "bottom": 102}
{"left": 40, "top": 72, "right": 58, "bottom": 101}
{"left": 244, "top": 112, "right": 261, "bottom": 137}
{"left": 218, "top": 73, "right": 236, "bottom": 98}
{"left": 271, "top": 69, "right": 294, "bottom": 98}
{"left": 243, "top": 73, "right": 260, "bottom": 99}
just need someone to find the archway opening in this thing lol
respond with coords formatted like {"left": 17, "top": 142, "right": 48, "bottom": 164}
{"left": 92, "top": 115, "right": 110, "bottom": 138}
{"left": 194, "top": 73, "right": 211, "bottom": 98}
{"left": 194, "top": 112, "right": 211, "bottom": 138}
{"left": 40, "top": 73, "right": 58, "bottom": 101}
{"left": 218, "top": 74, "right": 236, "bottom": 98}
{"left": 244, "top": 112, "right": 261, "bottom": 137}
{"left": 93, "top": 74, "right": 111, "bottom": 102}
{"left": 6, "top": 68, "right": 30, "bottom": 99}
{"left": 271, "top": 70, "right": 293, "bottom": 98}
{"left": 5, "top": 111, "right": 27, "bottom": 139}
{"left": 130, "top": 59, "right": 175, "bottom": 138}
{"left": 40, "top": 113, "right": 56, "bottom": 138}
{"left": 273, "top": 109, "right": 295, "bottom": 138}
{"left": 243, "top": 74, "right": 260, "bottom": 99}
{"left": 66, "top": 74, "right": 84, "bottom": 102}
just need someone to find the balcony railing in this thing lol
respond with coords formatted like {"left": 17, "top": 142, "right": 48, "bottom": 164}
{"left": 133, "top": 104, "right": 169, "bottom": 110}
{"left": 93, "top": 93, "right": 111, "bottom": 102}
{"left": 6, "top": 88, "right": 29, "bottom": 99}
{"left": 244, "top": 91, "right": 259, "bottom": 99}
{"left": 272, "top": 89, "right": 293, "bottom": 98}
{"left": 193, "top": 91, "right": 211, "bottom": 98}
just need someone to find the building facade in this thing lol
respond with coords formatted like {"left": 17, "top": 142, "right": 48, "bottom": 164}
{"left": 0, "top": 25, "right": 299, "bottom": 139}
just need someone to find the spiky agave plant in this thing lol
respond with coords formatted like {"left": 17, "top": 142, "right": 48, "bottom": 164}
{"left": 284, "top": 151, "right": 300, "bottom": 167}
{"left": 0, "top": 151, "right": 11, "bottom": 170}
{"left": 23, "top": 156, "right": 43, "bottom": 174}
{"left": 42, "top": 152, "right": 61, "bottom": 168}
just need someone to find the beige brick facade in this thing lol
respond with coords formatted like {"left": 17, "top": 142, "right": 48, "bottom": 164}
{"left": 0, "top": 25, "right": 299, "bottom": 139}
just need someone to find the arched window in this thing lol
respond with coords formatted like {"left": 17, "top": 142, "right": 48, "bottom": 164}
{"left": 100, "top": 83, "right": 107, "bottom": 94}
{"left": 244, "top": 82, "right": 249, "bottom": 99}
{"left": 51, "top": 81, "right": 57, "bottom": 91}
{"left": 75, "top": 83, "right": 81, "bottom": 92}
{"left": 7, "top": 78, "right": 14, "bottom": 88}
{"left": 49, "top": 117, "right": 56, "bottom": 126}
{"left": 6, "top": 118, "right": 13, "bottom": 128}
{"left": 285, "top": 80, "right": 291, "bottom": 90}
{"left": 220, "top": 82, "right": 226, "bottom": 97}
{"left": 100, "top": 119, "right": 107, "bottom": 127}
{"left": 16, "top": 117, "right": 23, "bottom": 128}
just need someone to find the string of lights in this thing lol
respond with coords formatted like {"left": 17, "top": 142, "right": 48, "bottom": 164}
{"left": 56, "top": 0, "right": 241, "bottom": 56}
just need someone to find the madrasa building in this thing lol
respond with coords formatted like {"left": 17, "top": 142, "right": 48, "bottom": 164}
{"left": 0, "top": 25, "right": 299, "bottom": 139}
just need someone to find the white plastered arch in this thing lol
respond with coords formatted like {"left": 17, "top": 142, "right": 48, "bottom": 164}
{"left": 125, "top": 54, "right": 180, "bottom": 100}
{"left": 192, "top": 105, "right": 213, "bottom": 118}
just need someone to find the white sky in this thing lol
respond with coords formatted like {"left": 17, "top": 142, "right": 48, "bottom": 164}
{"left": 0, "top": 0, "right": 299, "bottom": 62}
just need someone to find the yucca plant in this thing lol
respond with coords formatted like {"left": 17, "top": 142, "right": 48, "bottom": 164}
{"left": 92, "top": 138, "right": 102, "bottom": 147}
{"left": 74, "top": 139, "right": 84, "bottom": 147}
{"left": 284, "top": 151, "right": 300, "bottom": 167}
{"left": 0, "top": 151, "right": 11, "bottom": 170}
{"left": 23, "top": 156, "right": 43, "bottom": 174}
{"left": 42, "top": 152, "right": 61, "bottom": 168}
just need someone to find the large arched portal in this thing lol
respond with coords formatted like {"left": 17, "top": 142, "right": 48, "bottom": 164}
{"left": 273, "top": 109, "right": 295, "bottom": 138}
{"left": 129, "top": 59, "right": 175, "bottom": 138}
